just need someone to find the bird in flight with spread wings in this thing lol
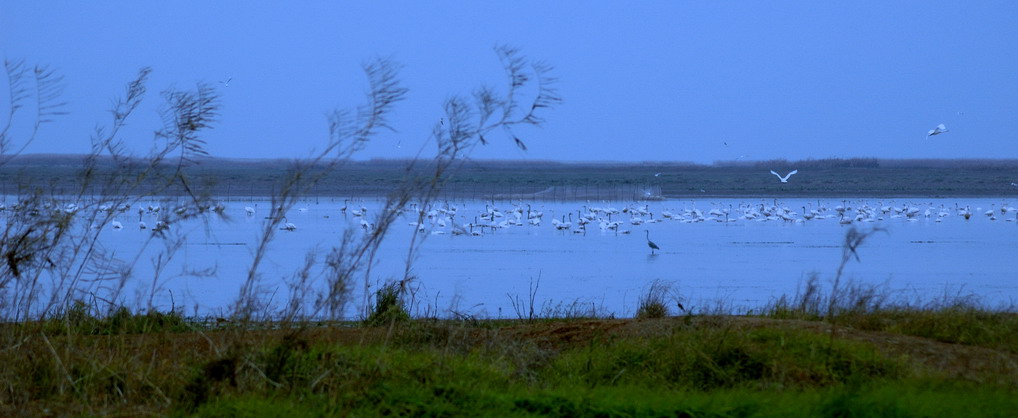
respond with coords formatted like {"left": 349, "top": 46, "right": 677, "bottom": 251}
{"left": 770, "top": 169, "right": 798, "bottom": 183}
{"left": 926, "top": 123, "right": 948, "bottom": 138}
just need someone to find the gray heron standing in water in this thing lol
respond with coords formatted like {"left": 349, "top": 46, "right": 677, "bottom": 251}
{"left": 645, "top": 230, "right": 660, "bottom": 254}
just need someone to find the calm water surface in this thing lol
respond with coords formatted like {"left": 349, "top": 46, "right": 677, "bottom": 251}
{"left": 91, "top": 197, "right": 1018, "bottom": 317}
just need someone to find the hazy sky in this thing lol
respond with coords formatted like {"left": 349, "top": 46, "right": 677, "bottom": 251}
{"left": 3, "top": 1, "right": 1017, "bottom": 163}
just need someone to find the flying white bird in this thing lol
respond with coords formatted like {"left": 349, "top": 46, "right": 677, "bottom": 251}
{"left": 219, "top": 76, "right": 232, "bottom": 87}
{"left": 926, "top": 123, "right": 948, "bottom": 137}
{"left": 770, "top": 170, "right": 798, "bottom": 183}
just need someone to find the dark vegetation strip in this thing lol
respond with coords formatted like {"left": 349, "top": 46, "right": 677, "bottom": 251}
{"left": 4, "top": 156, "right": 1018, "bottom": 198}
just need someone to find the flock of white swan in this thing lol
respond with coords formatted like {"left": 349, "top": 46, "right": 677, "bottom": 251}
{"left": 7, "top": 158, "right": 1014, "bottom": 257}
{"left": 16, "top": 188, "right": 1012, "bottom": 242}
{"left": 214, "top": 194, "right": 1018, "bottom": 251}
{"left": 229, "top": 195, "right": 1017, "bottom": 254}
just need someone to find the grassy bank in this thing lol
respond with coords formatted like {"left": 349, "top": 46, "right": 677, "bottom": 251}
{"left": 3, "top": 301, "right": 1016, "bottom": 416}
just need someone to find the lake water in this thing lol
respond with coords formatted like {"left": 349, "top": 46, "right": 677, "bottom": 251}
{"left": 69, "top": 197, "right": 1018, "bottom": 318}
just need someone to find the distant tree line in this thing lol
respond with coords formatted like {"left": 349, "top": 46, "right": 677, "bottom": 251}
{"left": 746, "top": 158, "right": 882, "bottom": 169}
{"left": 7, "top": 154, "right": 1018, "bottom": 172}
{"left": 714, "top": 157, "right": 1018, "bottom": 169}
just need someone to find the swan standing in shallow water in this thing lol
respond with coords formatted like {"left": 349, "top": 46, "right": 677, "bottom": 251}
{"left": 770, "top": 170, "right": 798, "bottom": 183}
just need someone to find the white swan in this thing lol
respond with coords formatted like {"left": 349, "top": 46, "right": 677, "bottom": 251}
{"left": 280, "top": 217, "right": 296, "bottom": 231}
{"left": 770, "top": 170, "right": 798, "bottom": 183}
{"left": 154, "top": 220, "right": 170, "bottom": 231}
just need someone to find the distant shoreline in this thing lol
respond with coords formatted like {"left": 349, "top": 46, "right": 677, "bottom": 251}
{"left": 3, "top": 155, "right": 1018, "bottom": 199}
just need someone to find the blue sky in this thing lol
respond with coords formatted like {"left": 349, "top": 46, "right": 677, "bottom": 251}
{"left": 3, "top": 1, "right": 1017, "bottom": 163}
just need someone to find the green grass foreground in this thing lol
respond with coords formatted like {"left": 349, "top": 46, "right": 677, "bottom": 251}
{"left": 2, "top": 306, "right": 1017, "bottom": 417}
